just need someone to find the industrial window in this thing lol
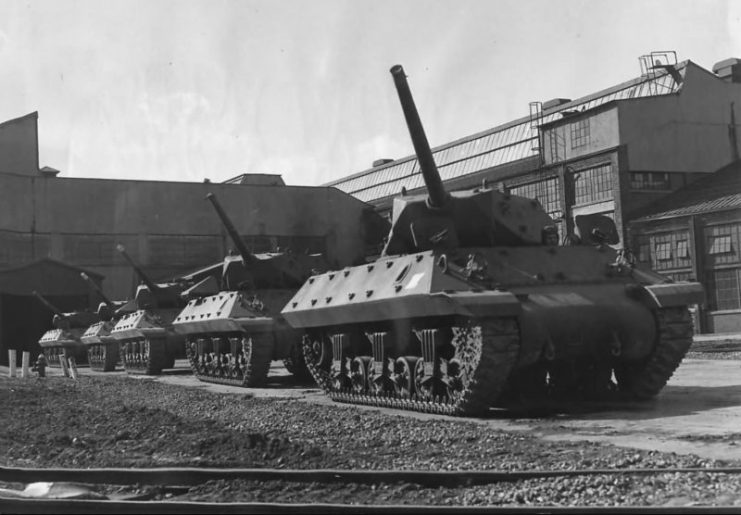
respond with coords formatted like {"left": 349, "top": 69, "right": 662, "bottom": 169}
{"left": 630, "top": 172, "right": 671, "bottom": 190}
{"left": 572, "top": 164, "right": 613, "bottom": 205}
{"left": 509, "top": 177, "right": 562, "bottom": 219}
{"left": 655, "top": 242, "right": 672, "bottom": 261}
{"left": 676, "top": 240, "right": 690, "bottom": 259}
{"left": 709, "top": 235, "right": 733, "bottom": 255}
{"left": 570, "top": 119, "right": 590, "bottom": 149}
{"left": 708, "top": 268, "right": 741, "bottom": 311}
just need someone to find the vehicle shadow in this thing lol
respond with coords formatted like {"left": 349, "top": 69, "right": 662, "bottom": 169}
{"left": 484, "top": 384, "right": 741, "bottom": 422}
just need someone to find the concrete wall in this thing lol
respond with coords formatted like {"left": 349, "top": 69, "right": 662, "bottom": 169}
{"left": 619, "top": 63, "right": 741, "bottom": 174}
{"left": 0, "top": 172, "right": 382, "bottom": 299}
{"left": 0, "top": 112, "right": 38, "bottom": 176}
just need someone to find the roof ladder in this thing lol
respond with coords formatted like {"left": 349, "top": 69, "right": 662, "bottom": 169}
{"left": 529, "top": 101, "right": 544, "bottom": 165}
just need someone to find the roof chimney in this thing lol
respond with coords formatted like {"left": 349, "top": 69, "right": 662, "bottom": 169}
{"left": 713, "top": 58, "right": 741, "bottom": 83}
{"left": 372, "top": 158, "right": 394, "bottom": 167}
{"left": 39, "top": 166, "right": 60, "bottom": 178}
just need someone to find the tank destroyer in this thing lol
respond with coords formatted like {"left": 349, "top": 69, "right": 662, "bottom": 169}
{"left": 79, "top": 272, "right": 135, "bottom": 372}
{"left": 110, "top": 245, "right": 220, "bottom": 375}
{"left": 281, "top": 64, "right": 705, "bottom": 416}
{"left": 172, "top": 192, "right": 329, "bottom": 387}
{"left": 33, "top": 291, "right": 97, "bottom": 368}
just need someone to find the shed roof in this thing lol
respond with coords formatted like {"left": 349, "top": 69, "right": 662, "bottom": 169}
{"left": 633, "top": 160, "right": 741, "bottom": 222}
{"left": 326, "top": 61, "right": 689, "bottom": 203}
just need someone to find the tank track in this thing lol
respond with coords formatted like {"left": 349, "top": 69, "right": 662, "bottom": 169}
{"left": 302, "top": 317, "right": 520, "bottom": 417}
{"left": 185, "top": 333, "right": 273, "bottom": 387}
{"left": 87, "top": 343, "right": 119, "bottom": 372}
{"left": 615, "top": 306, "right": 694, "bottom": 399}
{"left": 283, "top": 342, "right": 312, "bottom": 381}
{"left": 42, "top": 347, "right": 66, "bottom": 368}
{"left": 120, "top": 337, "right": 168, "bottom": 375}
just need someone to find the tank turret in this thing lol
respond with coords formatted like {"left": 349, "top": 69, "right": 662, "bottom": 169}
{"left": 116, "top": 244, "right": 182, "bottom": 309}
{"left": 80, "top": 272, "right": 128, "bottom": 322}
{"left": 32, "top": 290, "right": 98, "bottom": 329}
{"left": 205, "top": 192, "right": 322, "bottom": 289}
{"left": 282, "top": 64, "right": 705, "bottom": 416}
{"left": 383, "top": 65, "right": 553, "bottom": 258}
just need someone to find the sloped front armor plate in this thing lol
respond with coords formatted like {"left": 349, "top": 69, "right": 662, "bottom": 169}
{"left": 173, "top": 291, "right": 275, "bottom": 335}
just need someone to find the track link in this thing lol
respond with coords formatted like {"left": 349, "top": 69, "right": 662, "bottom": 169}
{"left": 186, "top": 333, "right": 273, "bottom": 387}
{"left": 121, "top": 337, "right": 167, "bottom": 375}
{"left": 86, "top": 343, "right": 119, "bottom": 372}
{"left": 302, "top": 317, "right": 520, "bottom": 416}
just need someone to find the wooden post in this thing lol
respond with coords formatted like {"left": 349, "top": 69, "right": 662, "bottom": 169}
{"left": 68, "top": 357, "right": 78, "bottom": 380}
{"left": 59, "top": 355, "right": 70, "bottom": 377}
{"left": 21, "top": 352, "right": 30, "bottom": 378}
{"left": 8, "top": 350, "right": 16, "bottom": 377}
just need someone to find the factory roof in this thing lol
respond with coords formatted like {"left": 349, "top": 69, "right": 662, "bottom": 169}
{"left": 326, "top": 59, "right": 689, "bottom": 203}
{"left": 633, "top": 160, "right": 741, "bottom": 222}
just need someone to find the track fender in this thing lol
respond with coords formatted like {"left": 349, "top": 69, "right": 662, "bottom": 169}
{"left": 442, "top": 290, "right": 522, "bottom": 318}
{"left": 630, "top": 282, "right": 705, "bottom": 309}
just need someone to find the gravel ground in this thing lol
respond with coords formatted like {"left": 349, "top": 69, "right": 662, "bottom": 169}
{"left": 2, "top": 373, "right": 741, "bottom": 507}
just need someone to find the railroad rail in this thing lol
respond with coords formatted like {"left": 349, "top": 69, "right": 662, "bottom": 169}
{"left": 2, "top": 465, "right": 741, "bottom": 513}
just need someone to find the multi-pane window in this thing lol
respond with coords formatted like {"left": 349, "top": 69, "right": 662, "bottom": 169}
{"left": 572, "top": 164, "right": 613, "bottom": 205}
{"left": 630, "top": 172, "right": 671, "bottom": 190}
{"left": 655, "top": 242, "right": 672, "bottom": 261}
{"left": 676, "top": 240, "right": 690, "bottom": 259}
{"left": 633, "top": 231, "right": 692, "bottom": 271}
{"left": 704, "top": 223, "right": 740, "bottom": 266}
{"left": 510, "top": 177, "right": 563, "bottom": 219}
{"left": 570, "top": 119, "right": 590, "bottom": 149}
{"left": 708, "top": 268, "right": 741, "bottom": 311}
{"left": 709, "top": 235, "right": 732, "bottom": 255}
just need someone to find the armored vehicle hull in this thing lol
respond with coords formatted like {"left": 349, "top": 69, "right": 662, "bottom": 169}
{"left": 38, "top": 328, "right": 88, "bottom": 368}
{"left": 80, "top": 321, "right": 120, "bottom": 372}
{"left": 283, "top": 246, "right": 703, "bottom": 415}
{"left": 173, "top": 289, "right": 306, "bottom": 386}
{"left": 110, "top": 308, "right": 184, "bottom": 375}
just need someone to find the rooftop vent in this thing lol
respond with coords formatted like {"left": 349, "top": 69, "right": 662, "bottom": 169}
{"left": 373, "top": 158, "right": 394, "bottom": 167}
{"left": 222, "top": 173, "right": 285, "bottom": 186}
{"left": 39, "top": 166, "right": 60, "bottom": 178}
{"left": 713, "top": 58, "right": 741, "bottom": 84}
{"left": 542, "top": 98, "right": 572, "bottom": 110}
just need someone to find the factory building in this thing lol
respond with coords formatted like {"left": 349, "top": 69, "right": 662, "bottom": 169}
{"left": 326, "top": 52, "right": 741, "bottom": 333}
{"left": 629, "top": 160, "right": 741, "bottom": 333}
{"left": 0, "top": 112, "right": 387, "bottom": 363}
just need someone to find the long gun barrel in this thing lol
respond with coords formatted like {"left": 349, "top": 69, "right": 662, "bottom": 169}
{"left": 205, "top": 192, "right": 257, "bottom": 265}
{"left": 390, "top": 64, "right": 448, "bottom": 209}
{"left": 32, "top": 290, "right": 66, "bottom": 318}
{"left": 116, "top": 244, "right": 161, "bottom": 292}
{"left": 80, "top": 272, "right": 116, "bottom": 311}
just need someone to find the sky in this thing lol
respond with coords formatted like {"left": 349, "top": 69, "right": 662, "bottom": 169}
{"left": 0, "top": 0, "right": 740, "bottom": 187}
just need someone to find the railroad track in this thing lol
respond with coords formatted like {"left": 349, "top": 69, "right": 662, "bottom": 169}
{"left": 2, "top": 465, "right": 741, "bottom": 513}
